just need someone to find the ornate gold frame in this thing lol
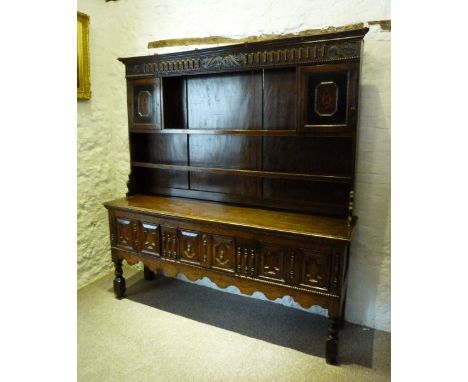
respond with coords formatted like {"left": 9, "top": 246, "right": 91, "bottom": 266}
{"left": 77, "top": 12, "right": 91, "bottom": 100}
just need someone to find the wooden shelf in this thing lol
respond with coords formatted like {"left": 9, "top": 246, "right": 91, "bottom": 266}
{"left": 129, "top": 128, "right": 353, "bottom": 137}
{"left": 131, "top": 162, "right": 352, "bottom": 183}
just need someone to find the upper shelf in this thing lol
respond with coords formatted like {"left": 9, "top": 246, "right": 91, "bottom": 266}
{"left": 131, "top": 162, "right": 352, "bottom": 184}
{"left": 129, "top": 128, "right": 353, "bottom": 137}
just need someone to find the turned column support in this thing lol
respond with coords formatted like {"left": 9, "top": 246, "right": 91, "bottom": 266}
{"left": 113, "top": 259, "right": 126, "bottom": 299}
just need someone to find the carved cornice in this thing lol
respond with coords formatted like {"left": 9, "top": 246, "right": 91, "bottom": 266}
{"left": 122, "top": 37, "right": 363, "bottom": 77}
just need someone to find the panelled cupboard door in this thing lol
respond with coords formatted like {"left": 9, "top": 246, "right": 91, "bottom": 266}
{"left": 297, "top": 63, "right": 358, "bottom": 133}
{"left": 127, "top": 77, "right": 162, "bottom": 130}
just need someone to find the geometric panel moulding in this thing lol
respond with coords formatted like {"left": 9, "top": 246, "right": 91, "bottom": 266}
{"left": 137, "top": 90, "right": 152, "bottom": 117}
{"left": 314, "top": 81, "right": 338, "bottom": 116}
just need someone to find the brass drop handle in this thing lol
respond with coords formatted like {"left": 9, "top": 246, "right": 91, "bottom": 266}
{"left": 187, "top": 243, "right": 192, "bottom": 253}
{"left": 219, "top": 250, "right": 224, "bottom": 262}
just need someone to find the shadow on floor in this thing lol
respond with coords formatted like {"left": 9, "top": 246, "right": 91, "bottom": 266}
{"left": 114, "top": 271, "right": 376, "bottom": 368}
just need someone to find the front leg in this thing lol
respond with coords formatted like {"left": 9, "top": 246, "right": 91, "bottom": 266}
{"left": 144, "top": 265, "right": 155, "bottom": 281}
{"left": 113, "top": 259, "right": 126, "bottom": 299}
{"left": 326, "top": 315, "right": 339, "bottom": 365}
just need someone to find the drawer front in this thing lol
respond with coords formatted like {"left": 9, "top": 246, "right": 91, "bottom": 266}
{"left": 298, "top": 248, "right": 332, "bottom": 291}
{"left": 161, "top": 226, "right": 177, "bottom": 260}
{"left": 107, "top": 210, "right": 344, "bottom": 295}
{"left": 211, "top": 235, "right": 235, "bottom": 273}
{"left": 258, "top": 243, "right": 287, "bottom": 283}
{"left": 178, "top": 230, "right": 201, "bottom": 265}
{"left": 115, "top": 217, "right": 136, "bottom": 250}
{"left": 140, "top": 221, "right": 160, "bottom": 256}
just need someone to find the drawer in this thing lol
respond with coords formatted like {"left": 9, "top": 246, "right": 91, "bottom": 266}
{"left": 114, "top": 217, "right": 137, "bottom": 251}
{"left": 257, "top": 242, "right": 287, "bottom": 283}
{"left": 140, "top": 221, "right": 160, "bottom": 256}
{"left": 178, "top": 229, "right": 202, "bottom": 265}
{"left": 298, "top": 247, "right": 332, "bottom": 292}
{"left": 211, "top": 235, "right": 235, "bottom": 273}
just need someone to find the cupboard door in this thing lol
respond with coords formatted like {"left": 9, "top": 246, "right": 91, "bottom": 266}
{"left": 258, "top": 243, "right": 287, "bottom": 283}
{"left": 211, "top": 235, "right": 235, "bottom": 273}
{"left": 127, "top": 77, "right": 162, "bottom": 130}
{"left": 140, "top": 222, "right": 160, "bottom": 256}
{"left": 161, "top": 226, "right": 177, "bottom": 260}
{"left": 297, "top": 63, "right": 358, "bottom": 133}
{"left": 178, "top": 230, "right": 201, "bottom": 265}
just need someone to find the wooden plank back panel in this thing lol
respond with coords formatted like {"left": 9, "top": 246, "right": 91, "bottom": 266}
{"left": 130, "top": 134, "right": 188, "bottom": 164}
{"left": 189, "top": 136, "right": 262, "bottom": 169}
{"left": 263, "top": 68, "right": 296, "bottom": 130}
{"left": 190, "top": 173, "right": 262, "bottom": 199}
{"left": 133, "top": 167, "right": 189, "bottom": 193}
{"left": 187, "top": 71, "right": 262, "bottom": 129}
{"left": 263, "top": 136, "right": 353, "bottom": 176}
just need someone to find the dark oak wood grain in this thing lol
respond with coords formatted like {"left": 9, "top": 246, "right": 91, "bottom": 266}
{"left": 187, "top": 72, "right": 262, "bottom": 129}
{"left": 106, "top": 28, "right": 368, "bottom": 365}
{"left": 104, "top": 195, "right": 356, "bottom": 241}
{"left": 263, "top": 68, "right": 297, "bottom": 130}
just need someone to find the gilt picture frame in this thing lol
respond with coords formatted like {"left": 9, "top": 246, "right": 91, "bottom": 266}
{"left": 77, "top": 12, "right": 91, "bottom": 100}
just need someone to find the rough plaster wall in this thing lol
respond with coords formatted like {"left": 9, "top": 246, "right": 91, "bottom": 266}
{"left": 77, "top": 0, "right": 390, "bottom": 331}
{"left": 77, "top": 0, "right": 115, "bottom": 288}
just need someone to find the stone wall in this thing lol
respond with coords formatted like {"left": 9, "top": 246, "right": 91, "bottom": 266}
{"left": 77, "top": 0, "right": 390, "bottom": 331}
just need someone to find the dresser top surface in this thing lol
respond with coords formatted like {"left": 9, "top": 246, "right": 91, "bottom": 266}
{"left": 104, "top": 195, "right": 355, "bottom": 242}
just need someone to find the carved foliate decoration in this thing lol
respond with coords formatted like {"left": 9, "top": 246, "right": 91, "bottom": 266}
{"left": 201, "top": 54, "right": 246, "bottom": 69}
{"left": 123, "top": 39, "right": 362, "bottom": 77}
{"left": 126, "top": 171, "right": 138, "bottom": 197}
{"left": 327, "top": 42, "right": 359, "bottom": 58}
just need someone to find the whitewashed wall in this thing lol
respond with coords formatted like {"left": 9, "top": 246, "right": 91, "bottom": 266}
{"left": 77, "top": 0, "right": 390, "bottom": 332}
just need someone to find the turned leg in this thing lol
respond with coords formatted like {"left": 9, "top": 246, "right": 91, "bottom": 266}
{"left": 340, "top": 293, "right": 347, "bottom": 329}
{"left": 144, "top": 265, "right": 155, "bottom": 281}
{"left": 326, "top": 316, "right": 339, "bottom": 365}
{"left": 113, "top": 259, "right": 126, "bottom": 299}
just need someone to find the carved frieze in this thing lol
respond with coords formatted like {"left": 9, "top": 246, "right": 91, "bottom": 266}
{"left": 201, "top": 54, "right": 246, "bottom": 69}
{"left": 124, "top": 39, "right": 361, "bottom": 77}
